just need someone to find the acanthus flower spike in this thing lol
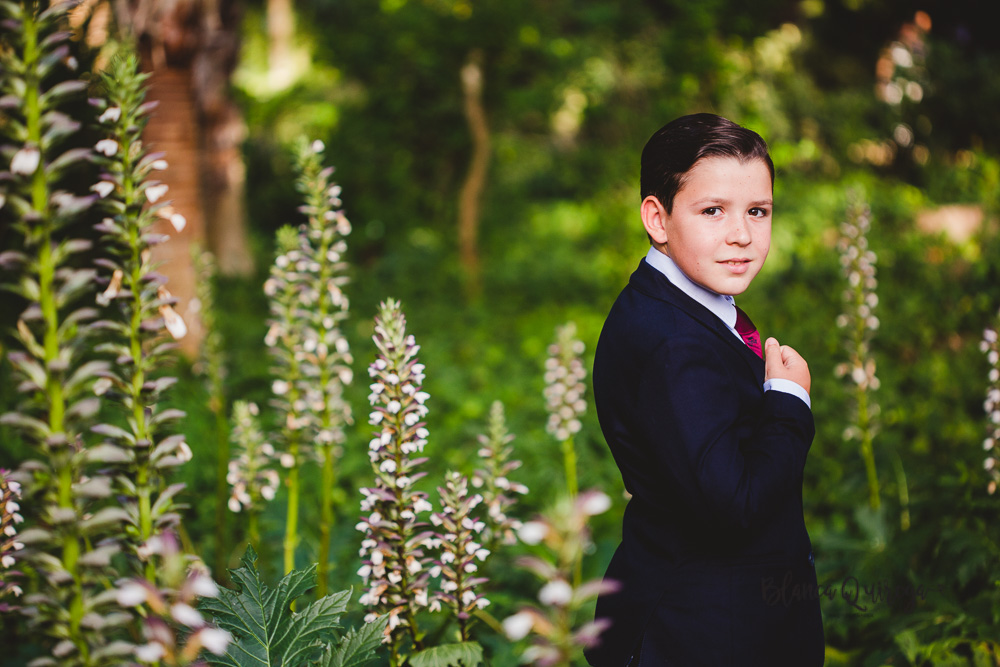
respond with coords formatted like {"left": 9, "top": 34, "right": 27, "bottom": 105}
{"left": 835, "top": 191, "right": 883, "bottom": 513}
{"left": 982, "top": 308, "right": 1000, "bottom": 494}
{"left": 544, "top": 322, "right": 588, "bottom": 497}
{"left": 431, "top": 472, "right": 490, "bottom": 640}
{"left": 471, "top": 401, "right": 528, "bottom": 548}
{"left": 357, "top": 299, "right": 434, "bottom": 655}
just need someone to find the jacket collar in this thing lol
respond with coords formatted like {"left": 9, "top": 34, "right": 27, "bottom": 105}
{"left": 628, "top": 258, "right": 765, "bottom": 378}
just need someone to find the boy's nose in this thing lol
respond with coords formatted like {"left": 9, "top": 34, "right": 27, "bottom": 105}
{"left": 727, "top": 217, "right": 752, "bottom": 245}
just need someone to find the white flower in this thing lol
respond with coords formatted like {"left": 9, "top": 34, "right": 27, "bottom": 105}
{"left": 135, "top": 642, "right": 165, "bottom": 662}
{"left": 411, "top": 499, "right": 432, "bottom": 514}
{"left": 580, "top": 491, "right": 612, "bottom": 516}
{"left": 160, "top": 304, "right": 188, "bottom": 339}
{"left": 169, "top": 213, "right": 187, "bottom": 232}
{"left": 311, "top": 139, "right": 325, "bottom": 153}
{"left": 11, "top": 147, "right": 40, "bottom": 175}
{"left": 502, "top": 611, "right": 535, "bottom": 640}
{"left": 538, "top": 579, "right": 573, "bottom": 606}
{"left": 146, "top": 184, "right": 169, "bottom": 203}
{"left": 272, "top": 380, "right": 289, "bottom": 395}
{"left": 98, "top": 106, "right": 121, "bottom": 123}
{"left": 91, "top": 181, "right": 115, "bottom": 198}
{"left": 94, "top": 139, "right": 118, "bottom": 156}
{"left": 116, "top": 581, "right": 149, "bottom": 607}
{"left": 518, "top": 521, "right": 549, "bottom": 545}
{"left": 151, "top": 159, "right": 168, "bottom": 170}
{"left": 198, "top": 627, "right": 232, "bottom": 655}
{"left": 170, "top": 602, "right": 204, "bottom": 627}
{"left": 189, "top": 575, "right": 219, "bottom": 598}
{"left": 1, "top": 555, "right": 14, "bottom": 568}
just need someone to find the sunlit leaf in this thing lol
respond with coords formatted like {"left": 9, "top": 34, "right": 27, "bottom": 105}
{"left": 314, "top": 616, "right": 389, "bottom": 667}
{"left": 409, "top": 642, "right": 485, "bottom": 667}
{"left": 201, "top": 545, "right": 350, "bottom": 667}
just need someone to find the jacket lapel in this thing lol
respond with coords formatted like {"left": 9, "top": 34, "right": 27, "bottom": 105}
{"left": 628, "top": 258, "right": 765, "bottom": 381}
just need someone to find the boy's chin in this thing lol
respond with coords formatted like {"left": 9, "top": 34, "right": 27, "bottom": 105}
{"left": 713, "top": 280, "right": 753, "bottom": 297}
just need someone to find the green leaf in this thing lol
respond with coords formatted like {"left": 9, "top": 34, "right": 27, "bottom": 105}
{"left": 83, "top": 443, "right": 132, "bottom": 464}
{"left": 0, "top": 411, "right": 52, "bottom": 440}
{"left": 39, "top": 79, "right": 87, "bottom": 106}
{"left": 80, "top": 507, "right": 131, "bottom": 533}
{"left": 201, "top": 545, "right": 350, "bottom": 667}
{"left": 409, "top": 642, "right": 485, "bottom": 667}
{"left": 314, "top": 617, "right": 389, "bottom": 667}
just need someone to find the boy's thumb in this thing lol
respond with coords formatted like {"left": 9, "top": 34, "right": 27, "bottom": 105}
{"left": 765, "top": 337, "right": 779, "bottom": 349}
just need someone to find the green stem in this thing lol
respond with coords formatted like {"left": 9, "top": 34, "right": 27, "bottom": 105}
{"left": 25, "top": 10, "right": 86, "bottom": 659}
{"left": 561, "top": 436, "right": 578, "bottom": 498}
{"left": 892, "top": 451, "right": 910, "bottom": 531}
{"left": 283, "top": 436, "right": 300, "bottom": 576}
{"left": 318, "top": 445, "right": 335, "bottom": 597}
{"left": 213, "top": 398, "right": 230, "bottom": 576}
{"left": 854, "top": 283, "right": 882, "bottom": 510}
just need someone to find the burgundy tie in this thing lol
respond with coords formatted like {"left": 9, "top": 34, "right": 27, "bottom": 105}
{"left": 734, "top": 306, "right": 763, "bottom": 359}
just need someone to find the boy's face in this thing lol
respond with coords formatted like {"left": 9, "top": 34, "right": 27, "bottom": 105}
{"left": 644, "top": 156, "right": 772, "bottom": 296}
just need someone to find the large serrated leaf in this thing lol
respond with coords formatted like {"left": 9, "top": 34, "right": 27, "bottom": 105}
{"left": 408, "top": 642, "right": 484, "bottom": 667}
{"left": 201, "top": 545, "right": 350, "bottom": 667}
{"left": 314, "top": 616, "right": 388, "bottom": 667}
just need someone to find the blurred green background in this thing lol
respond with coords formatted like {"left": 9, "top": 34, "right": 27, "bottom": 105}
{"left": 3, "top": 0, "right": 1000, "bottom": 664}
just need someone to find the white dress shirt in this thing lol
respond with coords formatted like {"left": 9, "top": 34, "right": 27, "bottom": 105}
{"left": 645, "top": 247, "right": 811, "bottom": 408}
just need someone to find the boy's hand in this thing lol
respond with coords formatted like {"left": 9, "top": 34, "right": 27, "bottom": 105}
{"left": 764, "top": 337, "right": 811, "bottom": 395}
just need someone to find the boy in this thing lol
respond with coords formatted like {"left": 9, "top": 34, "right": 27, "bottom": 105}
{"left": 585, "top": 114, "right": 824, "bottom": 666}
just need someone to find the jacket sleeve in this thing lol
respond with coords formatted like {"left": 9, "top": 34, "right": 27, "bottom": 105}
{"left": 633, "top": 334, "right": 814, "bottom": 533}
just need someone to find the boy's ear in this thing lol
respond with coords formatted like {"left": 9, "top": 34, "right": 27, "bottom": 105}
{"left": 641, "top": 196, "right": 669, "bottom": 246}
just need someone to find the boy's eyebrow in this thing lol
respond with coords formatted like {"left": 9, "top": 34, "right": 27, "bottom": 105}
{"left": 689, "top": 197, "right": 774, "bottom": 206}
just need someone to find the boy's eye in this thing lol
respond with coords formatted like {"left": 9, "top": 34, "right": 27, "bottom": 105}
{"left": 701, "top": 207, "right": 721, "bottom": 216}
{"left": 749, "top": 207, "right": 770, "bottom": 218}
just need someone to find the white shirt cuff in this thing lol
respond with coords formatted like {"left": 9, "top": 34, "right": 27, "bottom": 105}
{"left": 763, "top": 378, "right": 811, "bottom": 409}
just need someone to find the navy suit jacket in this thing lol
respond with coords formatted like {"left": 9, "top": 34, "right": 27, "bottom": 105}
{"left": 585, "top": 259, "right": 824, "bottom": 666}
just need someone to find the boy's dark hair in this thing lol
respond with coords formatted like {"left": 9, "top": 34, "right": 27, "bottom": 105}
{"left": 640, "top": 113, "right": 774, "bottom": 214}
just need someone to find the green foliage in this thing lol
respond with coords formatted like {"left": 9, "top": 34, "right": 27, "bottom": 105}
{"left": 0, "top": 2, "right": 131, "bottom": 663}
{"left": 90, "top": 50, "right": 194, "bottom": 584}
{"left": 408, "top": 642, "right": 484, "bottom": 667}
{"left": 202, "top": 545, "right": 384, "bottom": 667}
{"left": 4, "top": 1, "right": 1000, "bottom": 665}
{"left": 313, "top": 621, "right": 389, "bottom": 667}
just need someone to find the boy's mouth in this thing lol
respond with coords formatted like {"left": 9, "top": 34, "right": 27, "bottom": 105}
{"left": 720, "top": 258, "right": 752, "bottom": 273}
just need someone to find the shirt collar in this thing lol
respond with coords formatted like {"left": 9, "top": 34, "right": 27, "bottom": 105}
{"left": 645, "top": 247, "right": 737, "bottom": 330}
